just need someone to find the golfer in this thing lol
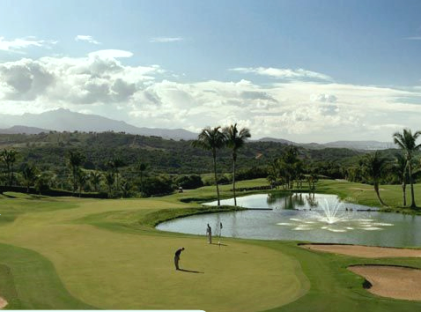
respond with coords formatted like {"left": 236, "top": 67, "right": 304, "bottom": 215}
{"left": 206, "top": 223, "right": 212, "bottom": 244}
{"left": 174, "top": 247, "right": 184, "bottom": 270}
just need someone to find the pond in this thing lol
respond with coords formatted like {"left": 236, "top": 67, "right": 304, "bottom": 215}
{"left": 156, "top": 193, "right": 421, "bottom": 247}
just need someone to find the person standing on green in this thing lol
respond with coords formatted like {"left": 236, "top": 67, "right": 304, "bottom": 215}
{"left": 174, "top": 247, "right": 184, "bottom": 270}
{"left": 206, "top": 223, "right": 212, "bottom": 244}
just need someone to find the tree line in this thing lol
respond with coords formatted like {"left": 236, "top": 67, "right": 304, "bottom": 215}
{"left": 2, "top": 128, "right": 421, "bottom": 208}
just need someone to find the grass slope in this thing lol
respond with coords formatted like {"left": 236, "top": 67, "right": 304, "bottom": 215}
{"left": 0, "top": 243, "right": 94, "bottom": 309}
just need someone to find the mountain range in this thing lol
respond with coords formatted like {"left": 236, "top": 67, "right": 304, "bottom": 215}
{"left": 0, "top": 109, "right": 395, "bottom": 150}
{"left": 0, "top": 109, "right": 197, "bottom": 140}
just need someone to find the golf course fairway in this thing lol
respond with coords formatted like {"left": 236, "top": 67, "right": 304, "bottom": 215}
{"left": 3, "top": 179, "right": 421, "bottom": 312}
{"left": 0, "top": 194, "right": 308, "bottom": 311}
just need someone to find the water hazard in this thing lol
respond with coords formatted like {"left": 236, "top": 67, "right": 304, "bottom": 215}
{"left": 156, "top": 193, "right": 421, "bottom": 247}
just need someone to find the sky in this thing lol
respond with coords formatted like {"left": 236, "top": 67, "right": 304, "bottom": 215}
{"left": 0, "top": 0, "right": 421, "bottom": 143}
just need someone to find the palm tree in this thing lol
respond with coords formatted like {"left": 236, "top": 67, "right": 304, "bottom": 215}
{"left": 393, "top": 129, "right": 421, "bottom": 209}
{"left": 108, "top": 157, "right": 125, "bottom": 191}
{"left": 361, "top": 151, "right": 389, "bottom": 206}
{"left": 192, "top": 127, "right": 225, "bottom": 207}
{"left": 105, "top": 171, "right": 115, "bottom": 197}
{"left": 120, "top": 180, "right": 132, "bottom": 198}
{"left": 137, "top": 162, "right": 148, "bottom": 195}
{"left": 90, "top": 171, "right": 103, "bottom": 192}
{"left": 223, "top": 124, "right": 251, "bottom": 206}
{"left": 68, "top": 150, "right": 85, "bottom": 195}
{"left": 393, "top": 153, "right": 409, "bottom": 207}
{"left": 1, "top": 149, "right": 18, "bottom": 187}
{"left": 22, "top": 163, "right": 38, "bottom": 193}
{"left": 77, "top": 169, "right": 88, "bottom": 197}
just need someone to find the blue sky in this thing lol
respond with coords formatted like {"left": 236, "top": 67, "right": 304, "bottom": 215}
{"left": 0, "top": 0, "right": 421, "bottom": 142}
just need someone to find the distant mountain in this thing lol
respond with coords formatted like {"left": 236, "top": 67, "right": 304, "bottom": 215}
{"left": 0, "top": 109, "right": 197, "bottom": 140}
{"left": 324, "top": 140, "right": 395, "bottom": 150}
{"left": 257, "top": 137, "right": 296, "bottom": 145}
{"left": 0, "top": 125, "right": 50, "bottom": 134}
{"left": 258, "top": 137, "right": 395, "bottom": 151}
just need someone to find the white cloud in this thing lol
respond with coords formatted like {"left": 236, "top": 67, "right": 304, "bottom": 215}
{"left": 310, "top": 93, "right": 337, "bottom": 103}
{"left": 150, "top": 37, "right": 184, "bottom": 43}
{"left": 230, "top": 67, "right": 333, "bottom": 82}
{"left": 0, "top": 36, "right": 56, "bottom": 53}
{"left": 0, "top": 51, "right": 162, "bottom": 105}
{"left": 75, "top": 35, "right": 101, "bottom": 45}
{"left": 1, "top": 55, "right": 421, "bottom": 142}
{"left": 88, "top": 49, "right": 134, "bottom": 59}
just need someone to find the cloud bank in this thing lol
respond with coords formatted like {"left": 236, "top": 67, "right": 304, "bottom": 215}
{"left": 0, "top": 53, "right": 420, "bottom": 143}
{"left": 0, "top": 36, "right": 56, "bottom": 53}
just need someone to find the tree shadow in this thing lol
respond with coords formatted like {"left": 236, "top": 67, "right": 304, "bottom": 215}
{"left": 210, "top": 242, "right": 228, "bottom": 247}
{"left": 2, "top": 193, "right": 16, "bottom": 198}
{"left": 178, "top": 268, "right": 204, "bottom": 274}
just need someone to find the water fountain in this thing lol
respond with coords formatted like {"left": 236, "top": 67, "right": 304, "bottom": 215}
{"left": 277, "top": 196, "right": 393, "bottom": 233}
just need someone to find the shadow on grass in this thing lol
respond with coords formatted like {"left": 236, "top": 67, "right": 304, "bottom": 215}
{"left": 178, "top": 268, "right": 204, "bottom": 274}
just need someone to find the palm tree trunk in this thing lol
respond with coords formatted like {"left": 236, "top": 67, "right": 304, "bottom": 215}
{"left": 7, "top": 164, "right": 11, "bottom": 187}
{"left": 402, "top": 182, "right": 407, "bottom": 207}
{"left": 232, "top": 157, "right": 237, "bottom": 206}
{"left": 140, "top": 172, "right": 144, "bottom": 195}
{"left": 374, "top": 183, "right": 387, "bottom": 206}
{"left": 73, "top": 167, "right": 77, "bottom": 195}
{"left": 408, "top": 163, "right": 417, "bottom": 208}
{"left": 212, "top": 150, "right": 220, "bottom": 207}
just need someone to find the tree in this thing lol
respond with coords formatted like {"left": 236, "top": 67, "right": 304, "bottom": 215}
{"left": 1, "top": 149, "right": 18, "bottom": 187}
{"left": 77, "top": 169, "right": 88, "bottom": 197}
{"left": 393, "top": 153, "right": 409, "bottom": 207}
{"left": 35, "top": 172, "right": 51, "bottom": 195}
{"left": 120, "top": 180, "right": 132, "bottom": 198}
{"left": 68, "top": 150, "right": 85, "bottom": 195}
{"left": 393, "top": 129, "right": 421, "bottom": 209}
{"left": 108, "top": 157, "right": 125, "bottom": 191}
{"left": 192, "top": 127, "right": 225, "bottom": 207}
{"left": 223, "top": 124, "right": 251, "bottom": 206}
{"left": 137, "top": 162, "right": 148, "bottom": 195}
{"left": 274, "top": 146, "right": 302, "bottom": 189}
{"left": 22, "top": 163, "right": 38, "bottom": 193}
{"left": 105, "top": 171, "right": 115, "bottom": 197}
{"left": 90, "top": 171, "right": 103, "bottom": 192}
{"left": 361, "top": 151, "right": 389, "bottom": 206}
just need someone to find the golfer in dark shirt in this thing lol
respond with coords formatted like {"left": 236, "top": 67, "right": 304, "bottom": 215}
{"left": 174, "top": 247, "right": 184, "bottom": 270}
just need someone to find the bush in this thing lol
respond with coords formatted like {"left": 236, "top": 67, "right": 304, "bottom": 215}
{"left": 235, "top": 166, "right": 268, "bottom": 181}
{"left": 142, "top": 175, "right": 175, "bottom": 197}
{"left": 176, "top": 174, "right": 204, "bottom": 189}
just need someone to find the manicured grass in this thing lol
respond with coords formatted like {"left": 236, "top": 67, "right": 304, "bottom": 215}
{"left": 316, "top": 179, "right": 421, "bottom": 211}
{"left": 0, "top": 186, "right": 307, "bottom": 312}
{"left": 0, "top": 243, "right": 94, "bottom": 309}
{"left": 1, "top": 179, "right": 421, "bottom": 311}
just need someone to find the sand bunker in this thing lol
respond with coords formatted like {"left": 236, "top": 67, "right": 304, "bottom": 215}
{"left": 301, "top": 244, "right": 421, "bottom": 258}
{"left": 0, "top": 296, "right": 7, "bottom": 309}
{"left": 349, "top": 265, "right": 421, "bottom": 301}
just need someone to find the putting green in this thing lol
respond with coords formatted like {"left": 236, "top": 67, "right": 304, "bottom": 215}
{"left": 0, "top": 196, "right": 309, "bottom": 312}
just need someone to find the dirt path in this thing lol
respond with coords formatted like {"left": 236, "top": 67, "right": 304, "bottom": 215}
{"left": 301, "top": 244, "right": 421, "bottom": 258}
{"left": 349, "top": 266, "right": 421, "bottom": 301}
